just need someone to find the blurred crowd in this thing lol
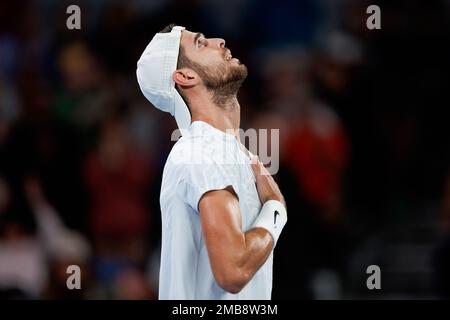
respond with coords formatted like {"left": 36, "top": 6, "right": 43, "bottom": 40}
{"left": 0, "top": 0, "right": 449, "bottom": 299}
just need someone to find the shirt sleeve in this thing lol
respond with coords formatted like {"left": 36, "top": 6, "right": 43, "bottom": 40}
{"left": 176, "top": 152, "right": 240, "bottom": 212}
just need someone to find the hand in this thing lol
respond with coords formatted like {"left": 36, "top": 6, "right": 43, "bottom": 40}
{"left": 250, "top": 155, "right": 286, "bottom": 208}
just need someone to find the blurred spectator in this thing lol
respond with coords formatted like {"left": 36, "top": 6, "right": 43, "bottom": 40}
{"left": 24, "top": 176, "right": 91, "bottom": 299}
{"left": 83, "top": 113, "right": 154, "bottom": 297}
{"left": 112, "top": 268, "right": 155, "bottom": 300}
{"left": 0, "top": 175, "right": 47, "bottom": 299}
{"left": 260, "top": 49, "right": 350, "bottom": 225}
{"left": 0, "top": 171, "right": 92, "bottom": 299}
{"left": 257, "top": 48, "right": 351, "bottom": 299}
{"left": 55, "top": 40, "right": 109, "bottom": 134}
{"left": 6, "top": 68, "right": 86, "bottom": 232}
{"left": 0, "top": 222, "right": 47, "bottom": 299}
{"left": 283, "top": 102, "right": 349, "bottom": 224}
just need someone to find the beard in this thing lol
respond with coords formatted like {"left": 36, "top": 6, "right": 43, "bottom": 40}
{"left": 191, "top": 54, "right": 248, "bottom": 108}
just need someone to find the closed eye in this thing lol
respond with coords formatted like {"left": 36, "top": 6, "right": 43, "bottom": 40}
{"left": 197, "top": 38, "right": 207, "bottom": 48}
{"left": 194, "top": 32, "right": 207, "bottom": 48}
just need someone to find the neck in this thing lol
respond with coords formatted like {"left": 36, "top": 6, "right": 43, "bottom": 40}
{"left": 190, "top": 93, "right": 241, "bottom": 141}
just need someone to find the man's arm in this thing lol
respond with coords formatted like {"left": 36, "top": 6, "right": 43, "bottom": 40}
{"left": 199, "top": 187, "right": 273, "bottom": 294}
{"left": 199, "top": 156, "right": 286, "bottom": 294}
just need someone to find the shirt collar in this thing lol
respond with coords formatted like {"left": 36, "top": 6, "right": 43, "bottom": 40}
{"left": 187, "top": 120, "right": 238, "bottom": 142}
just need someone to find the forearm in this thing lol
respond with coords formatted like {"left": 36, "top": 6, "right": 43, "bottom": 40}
{"left": 228, "top": 200, "right": 287, "bottom": 291}
{"left": 240, "top": 227, "right": 274, "bottom": 277}
{"left": 219, "top": 227, "right": 273, "bottom": 293}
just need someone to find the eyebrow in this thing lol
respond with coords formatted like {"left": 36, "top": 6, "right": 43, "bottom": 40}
{"left": 194, "top": 32, "right": 204, "bottom": 45}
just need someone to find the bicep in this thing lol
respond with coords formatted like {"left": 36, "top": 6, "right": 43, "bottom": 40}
{"left": 198, "top": 187, "right": 245, "bottom": 276}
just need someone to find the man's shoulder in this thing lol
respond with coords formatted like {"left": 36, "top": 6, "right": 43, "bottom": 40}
{"left": 168, "top": 135, "right": 230, "bottom": 166}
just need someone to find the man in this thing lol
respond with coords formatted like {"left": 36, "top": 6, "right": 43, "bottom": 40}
{"left": 136, "top": 24, "right": 287, "bottom": 299}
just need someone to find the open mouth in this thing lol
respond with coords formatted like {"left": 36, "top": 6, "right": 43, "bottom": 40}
{"left": 225, "top": 50, "right": 232, "bottom": 61}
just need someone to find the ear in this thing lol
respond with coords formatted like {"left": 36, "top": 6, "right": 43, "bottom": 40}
{"left": 172, "top": 68, "right": 199, "bottom": 87}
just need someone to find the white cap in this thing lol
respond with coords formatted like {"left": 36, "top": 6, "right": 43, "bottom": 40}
{"left": 136, "top": 26, "right": 192, "bottom": 135}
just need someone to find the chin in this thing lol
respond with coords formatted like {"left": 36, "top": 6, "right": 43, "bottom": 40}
{"left": 235, "top": 62, "right": 248, "bottom": 73}
{"left": 231, "top": 63, "right": 248, "bottom": 81}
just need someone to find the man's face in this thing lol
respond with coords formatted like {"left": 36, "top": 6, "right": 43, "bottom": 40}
{"left": 179, "top": 29, "right": 247, "bottom": 90}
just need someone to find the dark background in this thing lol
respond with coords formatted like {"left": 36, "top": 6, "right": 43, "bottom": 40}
{"left": 0, "top": 0, "right": 449, "bottom": 299}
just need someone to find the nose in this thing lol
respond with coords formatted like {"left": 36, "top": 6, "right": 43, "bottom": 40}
{"left": 211, "top": 38, "right": 225, "bottom": 49}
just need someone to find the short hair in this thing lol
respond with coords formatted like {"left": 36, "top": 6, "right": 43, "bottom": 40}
{"left": 159, "top": 23, "right": 176, "bottom": 34}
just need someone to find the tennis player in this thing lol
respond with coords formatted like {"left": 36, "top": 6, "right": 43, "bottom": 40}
{"left": 136, "top": 24, "right": 287, "bottom": 299}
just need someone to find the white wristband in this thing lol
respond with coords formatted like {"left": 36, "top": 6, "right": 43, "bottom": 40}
{"left": 252, "top": 200, "right": 287, "bottom": 248}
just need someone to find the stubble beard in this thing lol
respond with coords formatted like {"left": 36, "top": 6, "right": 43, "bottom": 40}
{"left": 194, "top": 58, "right": 248, "bottom": 109}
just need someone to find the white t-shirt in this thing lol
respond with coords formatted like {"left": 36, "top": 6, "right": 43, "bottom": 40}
{"left": 158, "top": 121, "right": 273, "bottom": 300}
